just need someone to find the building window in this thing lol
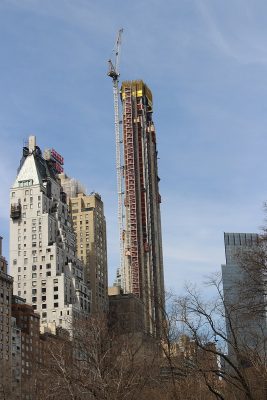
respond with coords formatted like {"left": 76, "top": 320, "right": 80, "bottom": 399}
{"left": 32, "top": 289, "right": 37, "bottom": 294}
{"left": 42, "top": 304, "right": 46, "bottom": 309}
{"left": 42, "top": 288, "right": 46, "bottom": 293}
{"left": 46, "top": 271, "right": 51, "bottom": 277}
{"left": 54, "top": 303, "right": 58, "bottom": 308}
{"left": 42, "top": 296, "right": 46, "bottom": 301}
{"left": 32, "top": 297, "right": 37, "bottom": 303}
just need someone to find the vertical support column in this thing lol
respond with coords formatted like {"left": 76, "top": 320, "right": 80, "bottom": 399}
{"left": 123, "top": 86, "right": 140, "bottom": 297}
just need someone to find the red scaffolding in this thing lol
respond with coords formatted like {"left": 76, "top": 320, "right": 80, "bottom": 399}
{"left": 123, "top": 86, "right": 140, "bottom": 297}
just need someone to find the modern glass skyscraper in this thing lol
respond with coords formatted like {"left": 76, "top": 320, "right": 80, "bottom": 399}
{"left": 222, "top": 232, "right": 267, "bottom": 361}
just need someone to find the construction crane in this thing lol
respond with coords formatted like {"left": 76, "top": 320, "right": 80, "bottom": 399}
{"left": 107, "top": 29, "right": 125, "bottom": 287}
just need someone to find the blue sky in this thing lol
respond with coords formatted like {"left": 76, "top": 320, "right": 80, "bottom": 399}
{"left": 1, "top": 0, "right": 267, "bottom": 293}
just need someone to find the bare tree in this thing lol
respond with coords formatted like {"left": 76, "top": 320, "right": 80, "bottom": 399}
{"left": 172, "top": 273, "right": 267, "bottom": 400}
{"left": 38, "top": 315, "right": 158, "bottom": 400}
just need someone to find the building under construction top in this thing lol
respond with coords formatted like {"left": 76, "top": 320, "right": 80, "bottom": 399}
{"left": 121, "top": 80, "right": 165, "bottom": 337}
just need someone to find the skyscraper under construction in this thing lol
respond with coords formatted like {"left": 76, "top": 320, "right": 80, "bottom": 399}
{"left": 121, "top": 80, "right": 165, "bottom": 337}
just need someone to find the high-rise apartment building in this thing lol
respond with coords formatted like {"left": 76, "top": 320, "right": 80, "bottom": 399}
{"left": 121, "top": 80, "right": 165, "bottom": 337}
{"left": 10, "top": 136, "right": 91, "bottom": 332}
{"left": 60, "top": 174, "right": 108, "bottom": 313}
{"left": 222, "top": 233, "right": 267, "bottom": 361}
{"left": 12, "top": 297, "right": 44, "bottom": 399}
{"left": 0, "top": 236, "right": 13, "bottom": 396}
{"left": 11, "top": 315, "right": 21, "bottom": 399}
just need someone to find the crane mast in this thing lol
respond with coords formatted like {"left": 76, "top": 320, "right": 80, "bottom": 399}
{"left": 107, "top": 29, "right": 125, "bottom": 289}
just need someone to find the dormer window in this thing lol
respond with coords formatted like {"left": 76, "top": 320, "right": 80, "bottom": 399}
{"left": 18, "top": 180, "right": 33, "bottom": 187}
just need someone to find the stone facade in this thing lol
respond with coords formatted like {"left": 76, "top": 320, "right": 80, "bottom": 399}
{"left": 60, "top": 174, "right": 108, "bottom": 313}
{"left": 10, "top": 136, "right": 91, "bottom": 332}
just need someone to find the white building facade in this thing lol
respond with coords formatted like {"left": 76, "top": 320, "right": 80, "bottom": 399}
{"left": 10, "top": 136, "right": 91, "bottom": 332}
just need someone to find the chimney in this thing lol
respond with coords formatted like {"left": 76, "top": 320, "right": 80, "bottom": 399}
{"left": 28, "top": 135, "right": 36, "bottom": 152}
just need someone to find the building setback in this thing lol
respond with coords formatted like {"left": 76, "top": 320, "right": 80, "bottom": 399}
{"left": 59, "top": 174, "right": 108, "bottom": 313}
{"left": 10, "top": 136, "right": 91, "bottom": 332}
{"left": 121, "top": 80, "right": 165, "bottom": 337}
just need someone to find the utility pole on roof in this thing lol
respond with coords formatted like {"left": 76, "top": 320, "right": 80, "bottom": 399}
{"left": 107, "top": 29, "right": 125, "bottom": 290}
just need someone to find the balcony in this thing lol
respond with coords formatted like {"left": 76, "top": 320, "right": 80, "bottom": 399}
{"left": 10, "top": 202, "right": 21, "bottom": 220}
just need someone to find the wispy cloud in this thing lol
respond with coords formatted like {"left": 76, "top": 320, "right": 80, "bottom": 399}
{"left": 1, "top": 0, "right": 267, "bottom": 295}
{"left": 198, "top": 0, "right": 267, "bottom": 65}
